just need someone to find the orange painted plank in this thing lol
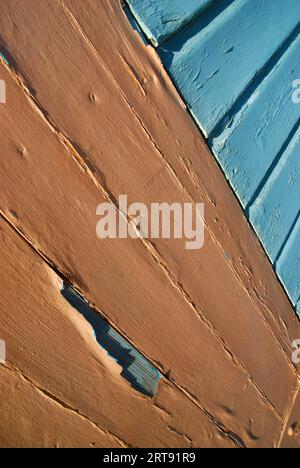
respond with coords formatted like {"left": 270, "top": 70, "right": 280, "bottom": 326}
{"left": 0, "top": 217, "right": 234, "bottom": 448}
{"left": 0, "top": 366, "right": 121, "bottom": 448}
{"left": 0, "top": 60, "right": 284, "bottom": 447}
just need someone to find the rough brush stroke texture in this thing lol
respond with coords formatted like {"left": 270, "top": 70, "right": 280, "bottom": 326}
{"left": 0, "top": 217, "right": 234, "bottom": 448}
{"left": 0, "top": 0, "right": 299, "bottom": 447}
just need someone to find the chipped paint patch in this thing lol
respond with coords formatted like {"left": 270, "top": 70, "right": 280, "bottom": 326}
{"left": 61, "top": 284, "right": 162, "bottom": 397}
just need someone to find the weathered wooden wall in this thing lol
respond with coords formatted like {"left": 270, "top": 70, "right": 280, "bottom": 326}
{"left": 127, "top": 0, "right": 300, "bottom": 315}
{"left": 0, "top": 0, "right": 299, "bottom": 448}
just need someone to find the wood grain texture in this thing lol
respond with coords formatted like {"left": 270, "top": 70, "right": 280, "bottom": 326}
{"left": 0, "top": 366, "right": 121, "bottom": 448}
{"left": 0, "top": 0, "right": 299, "bottom": 447}
{"left": 0, "top": 217, "right": 234, "bottom": 448}
{"left": 279, "top": 386, "right": 300, "bottom": 448}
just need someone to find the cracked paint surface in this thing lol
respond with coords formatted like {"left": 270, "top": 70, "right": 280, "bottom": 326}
{"left": 0, "top": 0, "right": 299, "bottom": 448}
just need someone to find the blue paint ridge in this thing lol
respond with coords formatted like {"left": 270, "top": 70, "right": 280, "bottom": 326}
{"left": 127, "top": 0, "right": 216, "bottom": 47}
{"left": 158, "top": 0, "right": 300, "bottom": 137}
{"left": 212, "top": 32, "right": 300, "bottom": 207}
{"left": 276, "top": 216, "right": 300, "bottom": 306}
{"left": 209, "top": 21, "right": 300, "bottom": 144}
{"left": 249, "top": 128, "right": 300, "bottom": 262}
{"left": 61, "top": 284, "right": 161, "bottom": 398}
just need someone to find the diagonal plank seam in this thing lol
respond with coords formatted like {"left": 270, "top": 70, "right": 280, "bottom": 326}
{"left": 59, "top": 0, "right": 299, "bottom": 373}
{"left": 166, "top": 425, "right": 193, "bottom": 446}
{"left": 0, "top": 214, "right": 246, "bottom": 448}
{"left": 208, "top": 23, "right": 300, "bottom": 142}
{"left": 172, "top": 381, "right": 247, "bottom": 448}
{"left": 2, "top": 364, "right": 128, "bottom": 448}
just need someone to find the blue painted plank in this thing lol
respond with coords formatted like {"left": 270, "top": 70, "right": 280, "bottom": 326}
{"left": 212, "top": 33, "right": 300, "bottom": 207}
{"left": 158, "top": 0, "right": 300, "bottom": 137}
{"left": 127, "top": 0, "right": 216, "bottom": 46}
{"left": 276, "top": 216, "right": 300, "bottom": 305}
{"left": 249, "top": 128, "right": 300, "bottom": 262}
{"left": 62, "top": 284, "right": 161, "bottom": 397}
{"left": 297, "top": 299, "right": 300, "bottom": 318}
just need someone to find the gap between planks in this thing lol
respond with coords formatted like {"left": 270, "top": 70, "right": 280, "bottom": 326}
{"left": 2, "top": 363, "right": 129, "bottom": 448}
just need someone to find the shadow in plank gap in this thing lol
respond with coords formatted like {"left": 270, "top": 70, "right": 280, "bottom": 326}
{"left": 61, "top": 283, "right": 162, "bottom": 397}
{"left": 123, "top": 4, "right": 148, "bottom": 45}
